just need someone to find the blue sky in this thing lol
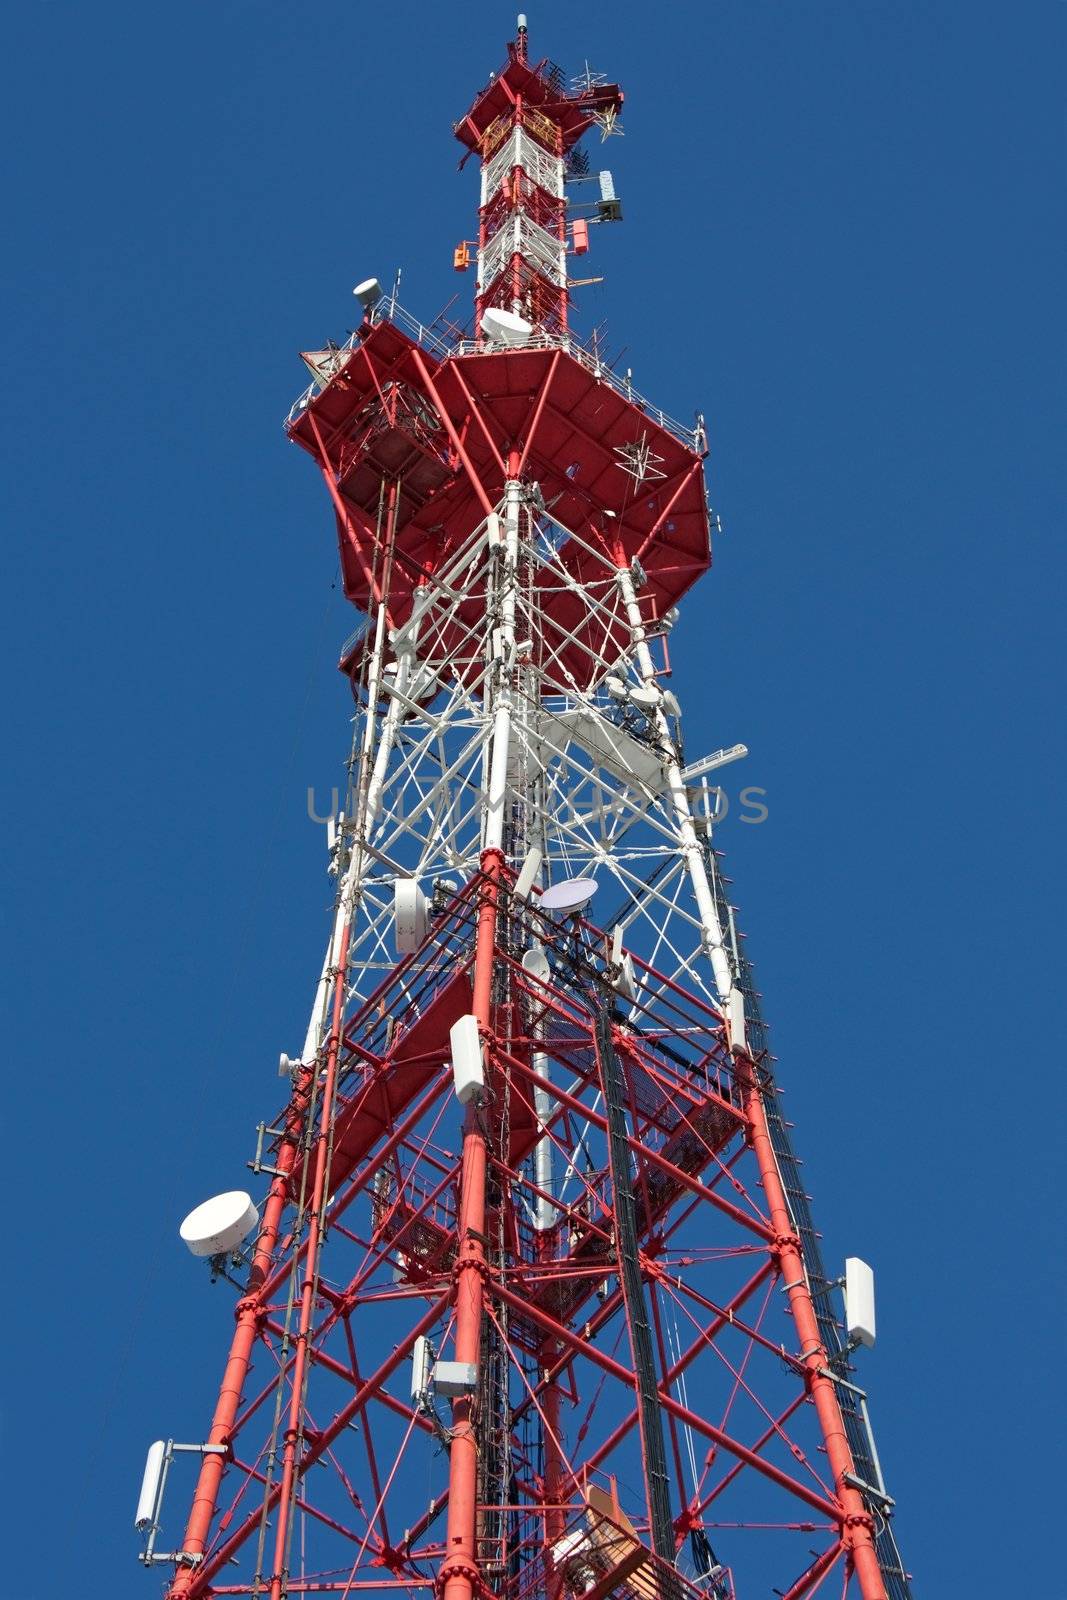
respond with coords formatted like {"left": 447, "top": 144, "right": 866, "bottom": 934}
{"left": 2, "top": 3, "right": 1062, "bottom": 1595}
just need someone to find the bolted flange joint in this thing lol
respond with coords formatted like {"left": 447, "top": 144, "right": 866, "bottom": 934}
{"left": 234, "top": 1293, "right": 264, "bottom": 1322}
{"left": 435, "top": 1556, "right": 482, "bottom": 1596}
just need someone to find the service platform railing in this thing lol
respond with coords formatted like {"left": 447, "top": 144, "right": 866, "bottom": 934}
{"left": 285, "top": 294, "right": 707, "bottom": 456}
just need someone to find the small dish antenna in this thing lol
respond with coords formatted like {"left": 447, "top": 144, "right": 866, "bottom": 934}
{"left": 179, "top": 1191, "right": 259, "bottom": 1259}
{"left": 521, "top": 945, "right": 552, "bottom": 985}
{"left": 540, "top": 876, "right": 598, "bottom": 915}
{"left": 353, "top": 277, "right": 383, "bottom": 311}
{"left": 481, "top": 306, "right": 533, "bottom": 347}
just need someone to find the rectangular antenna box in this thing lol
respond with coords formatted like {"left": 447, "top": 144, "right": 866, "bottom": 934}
{"left": 844, "top": 1256, "right": 877, "bottom": 1349}
{"left": 433, "top": 1360, "right": 478, "bottom": 1398}
{"left": 449, "top": 1013, "right": 484, "bottom": 1104}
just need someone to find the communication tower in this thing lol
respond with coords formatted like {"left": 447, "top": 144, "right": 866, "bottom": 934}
{"left": 138, "top": 19, "right": 912, "bottom": 1600}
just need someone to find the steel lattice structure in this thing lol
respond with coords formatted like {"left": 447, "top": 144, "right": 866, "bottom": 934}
{"left": 139, "top": 21, "right": 911, "bottom": 1600}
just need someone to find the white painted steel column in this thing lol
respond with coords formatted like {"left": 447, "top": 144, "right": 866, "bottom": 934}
{"left": 483, "top": 481, "right": 522, "bottom": 853}
{"left": 615, "top": 563, "right": 737, "bottom": 1005}
{"left": 301, "top": 594, "right": 396, "bottom": 1061}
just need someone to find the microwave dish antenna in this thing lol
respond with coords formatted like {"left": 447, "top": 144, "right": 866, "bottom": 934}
{"left": 179, "top": 1192, "right": 259, "bottom": 1259}
{"left": 539, "top": 877, "right": 598, "bottom": 915}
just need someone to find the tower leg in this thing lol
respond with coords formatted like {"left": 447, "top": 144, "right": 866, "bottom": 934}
{"left": 167, "top": 1077, "right": 309, "bottom": 1596}
{"left": 439, "top": 849, "right": 501, "bottom": 1600}
{"left": 268, "top": 925, "right": 351, "bottom": 1600}
{"left": 741, "top": 1060, "right": 887, "bottom": 1600}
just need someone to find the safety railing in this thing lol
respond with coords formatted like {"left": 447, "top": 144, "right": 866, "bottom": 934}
{"left": 284, "top": 295, "right": 705, "bottom": 456}
{"left": 448, "top": 325, "right": 703, "bottom": 452}
{"left": 283, "top": 295, "right": 454, "bottom": 427}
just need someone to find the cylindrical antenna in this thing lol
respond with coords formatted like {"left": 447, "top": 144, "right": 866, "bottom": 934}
{"left": 135, "top": 1440, "right": 167, "bottom": 1531}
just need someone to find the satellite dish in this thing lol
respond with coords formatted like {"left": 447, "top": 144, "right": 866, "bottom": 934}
{"left": 604, "top": 674, "right": 629, "bottom": 701}
{"left": 180, "top": 1192, "right": 259, "bottom": 1258}
{"left": 481, "top": 306, "right": 533, "bottom": 347}
{"left": 353, "top": 277, "right": 383, "bottom": 310}
{"left": 540, "top": 877, "right": 598, "bottom": 914}
{"left": 521, "top": 946, "right": 552, "bottom": 985}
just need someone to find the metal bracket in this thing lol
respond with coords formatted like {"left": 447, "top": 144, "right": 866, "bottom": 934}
{"left": 248, "top": 1121, "right": 288, "bottom": 1180}
{"left": 843, "top": 1470, "right": 895, "bottom": 1510}
{"left": 137, "top": 1442, "right": 228, "bottom": 1566}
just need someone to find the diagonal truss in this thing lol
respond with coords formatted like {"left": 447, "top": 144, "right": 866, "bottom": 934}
{"left": 155, "top": 481, "right": 909, "bottom": 1600}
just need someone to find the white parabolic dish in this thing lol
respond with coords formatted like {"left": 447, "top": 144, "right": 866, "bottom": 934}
{"left": 180, "top": 1191, "right": 260, "bottom": 1257}
{"left": 481, "top": 306, "right": 533, "bottom": 346}
{"left": 521, "top": 946, "right": 552, "bottom": 984}
{"left": 540, "top": 877, "right": 598, "bottom": 914}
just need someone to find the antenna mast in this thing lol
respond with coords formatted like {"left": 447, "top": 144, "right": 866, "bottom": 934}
{"left": 139, "top": 19, "right": 912, "bottom": 1600}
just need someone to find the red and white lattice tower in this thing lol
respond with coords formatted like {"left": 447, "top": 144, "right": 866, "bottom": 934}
{"left": 138, "top": 20, "right": 911, "bottom": 1600}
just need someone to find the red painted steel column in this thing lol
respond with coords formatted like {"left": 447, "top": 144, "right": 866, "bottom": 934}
{"left": 438, "top": 849, "right": 502, "bottom": 1600}
{"left": 541, "top": 1260, "right": 566, "bottom": 1600}
{"left": 167, "top": 1075, "right": 311, "bottom": 1597}
{"left": 267, "top": 922, "right": 352, "bottom": 1600}
{"left": 740, "top": 1060, "right": 887, "bottom": 1600}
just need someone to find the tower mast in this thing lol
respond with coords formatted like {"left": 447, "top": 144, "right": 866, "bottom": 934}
{"left": 138, "top": 20, "right": 912, "bottom": 1600}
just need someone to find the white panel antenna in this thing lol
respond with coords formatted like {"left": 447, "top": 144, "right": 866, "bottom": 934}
{"left": 727, "top": 988, "right": 748, "bottom": 1055}
{"left": 394, "top": 879, "right": 429, "bottom": 954}
{"left": 134, "top": 1440, "right": 166, "bottom": 1530}
{"left": 844, "top": 1257, "right": 877, "bottom": 1349}
{"left": 514, "top": 846, "right": 543, "bottom": 901}
{"left": 613, "top": 952, "right": 637, "bottom": 1002}
{"left": 450, "top": 1014, "right": 484, "bottom": 1104}
{"left": 411, "top": 1334, "right": 433, "bottom": 1403}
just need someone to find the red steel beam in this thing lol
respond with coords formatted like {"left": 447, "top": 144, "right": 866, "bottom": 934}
{"left": 698, "top": 1391, "right": 809, "bottom": 1512}
{"left": 266, "top": 915, "right": 355, "bottom": 1600}
{"left": 490, "top": 1278, "right": 840, "bottom": 1523}
{"left": 572, "top": 1258, "right": 776, "bottom": 1483}
{"left": 739, "top": 1058, "right": 887, "bottom": 1599}
{"left": 186, "top": 1293, "right": 450, "bottom": 1594}
{"left": 498, "top": 1043, "right": 773, "bottom": 1243}
{"left": 438, "top": 846, "right": 503, "bottom": 1600}
{"left": 167, "top": 1067, "right": 313, "bottom": 1597}
{"left": 411, "top": 349, "right": 496, "bottom": 519}
{"left": 780, "top": 1541, "right": 846, "bottom": 1600}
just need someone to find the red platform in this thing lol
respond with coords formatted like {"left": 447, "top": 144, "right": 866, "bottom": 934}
{"left": 287, "top": 315, "right": 710, "bottom": 690}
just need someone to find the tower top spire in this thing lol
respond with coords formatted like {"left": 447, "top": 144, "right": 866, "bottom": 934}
{"left": 453, "top": 25, "right": 623, "bottom": 336}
